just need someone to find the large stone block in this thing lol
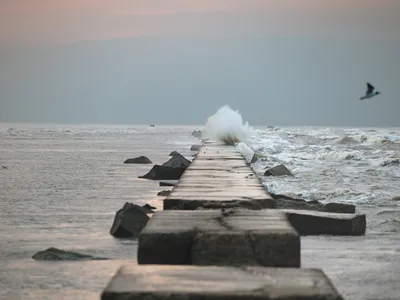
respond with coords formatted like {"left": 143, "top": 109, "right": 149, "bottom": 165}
{"left": 138, "top": 209, "right": 300, "bottom": 267}
{"left": 101, "top": 264, "right": 344, "bottom": 300}
{"left": 283, "top": 209, "right": 366, "bottom": 236}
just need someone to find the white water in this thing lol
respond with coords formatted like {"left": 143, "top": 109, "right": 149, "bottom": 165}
{"left": 236, "top": 142, "right": 255, "bottom": 163}
{"left": 203, "top": 105, "right": 251, "bottom": 144}
{"left": 203, "top": 105, "right": 400, "bottom": 203}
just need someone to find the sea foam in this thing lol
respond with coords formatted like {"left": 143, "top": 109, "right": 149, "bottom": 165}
{"left": 203, "top": 105, "right": 251, "bottom": 145}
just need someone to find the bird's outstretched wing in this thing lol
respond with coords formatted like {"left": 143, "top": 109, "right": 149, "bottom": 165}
{"left": 366, "top": 82, "right": 374, "bottom": 94}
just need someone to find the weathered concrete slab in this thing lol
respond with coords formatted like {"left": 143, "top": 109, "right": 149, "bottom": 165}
{"left": 187, "top": 165, "right": 251, "bottom": 171}
{"left": 138, "top": 209, "right": 300, "bottom": 267}
{"left": 182, "top": 170, "right": 258, "bottom": 176}
{"left": 171, "top": 186, "right": 268, "bottom": 194}
{"left": 164, "top": 198, "right": 276, "bottom": 210}
{"left": 180, "top": 172, "right": 261, "bottom": 180}
{"left": 176, "top": 182, "right": 263, "bottom": 188}
{"left": 165, "top": 147, "right": 274, "bottom": 209}
{"left": 101, "top": 264, "right": 344, "bottom": 300}
{"left": 190, "top": 157, "right": 248, "bottom": 165}
{"left": 283, "top": 209, "right": 366, "bottom": 236}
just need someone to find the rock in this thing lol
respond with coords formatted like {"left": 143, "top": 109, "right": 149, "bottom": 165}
{"left": 110, "top": 202, "right": 150, "bottom": 238}
{"left": 264, "top": 164, "right": 293, "bottom": 177}
{"left": 32, "top": 247, "right": 108, "bottom": 261}
{"left": 142, "top": 204, "right": 156, "bottom": 213}
{"left": 159, "top": 181, "right": 177, "bottom": 187}
{"left": 143, "top": 203, "right": 156, "bottom": 210}
{"left": 269, "top": 192, "right": 306, "bottom": 202}
{"left": 190, "top": 144, "right": 202, "bottom": 151}
{"left": 162, "top": 153, "right": 191, "bottom": 169}
{"left": 324, "top": 203, "right": 355, "bottom": 213}
{"left": 139, "top": 165, "right": 186, "bottom": 180}
{"left": 124, "top": 156, "right": 152, "bottom": 164}
{"left": 283, "top": 209, "right": 366, "bottom": 236}
{"left": 271, "top": 198, "right": 355, "bottom": 214}
{"left": 191, "top": 130, "right": 202, "bottom": 138}
{"left": 268, "top": 191, "right": 355, "bottom": 213}
{"left": 1, "top": 166, "right": 7, "bottom": 169}
{"left": 168, "top": 151, "right": 180, "bottom": 157}
{"left": 157, "top": 190, "right": 171, "bottom": 197}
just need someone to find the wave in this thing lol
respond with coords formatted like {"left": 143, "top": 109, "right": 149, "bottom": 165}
{"left": 203, "top": 105, "right": 251, "bottom": 145}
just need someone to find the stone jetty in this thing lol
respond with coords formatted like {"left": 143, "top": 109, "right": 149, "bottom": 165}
{"left": 102, "top": 140, "right": 366, "bottom": 299}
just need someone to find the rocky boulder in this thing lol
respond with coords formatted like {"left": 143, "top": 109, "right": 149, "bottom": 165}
{"left": 268, "top": 192, "right": 355, "bottom": 214}
{"left": 142, "top": 204, "right": 156, "bottom": 212}
{"left": 157, "top": 190, "right": 171, "bottom": 197}
{"left": 169, "top": 151, "right": 180, "bottom": 157}
{"left": 110, "top": 203, "right": 151, "bottom": 238}
{"left": 124, "top": 156, "right": 152, "bottom": 164}
{"left": 162, "top": 153, "right": 191, "bottom": 169}
{"left": 264, "top": 164, "right": 294, "bottom": 176}
{"left": 191, "top": 130, "right": 202, "bottom": 138}
{"left": 159, "top": 181, "right": 177, "bottom": 187}
{"left": 32, "top": 247, "right": 108, "bottom": 261}
{"left": 139, "top": 165, "right": 186, "bottom": 180}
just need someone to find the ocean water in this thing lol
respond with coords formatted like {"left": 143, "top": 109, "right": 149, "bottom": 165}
{"left": 1, "top": 123, "right": 399, "bottom": 300}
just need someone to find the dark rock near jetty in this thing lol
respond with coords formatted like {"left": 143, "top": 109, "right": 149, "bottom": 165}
{"left": 168, "top": 151, "right": 180, "bottom": 157}
{"left": 324, "top": 203, "right": 355, "bottom": 213}
{"left": 139, "top": 165, "right": 186, "bottom": 180}
{"left": 162, "top": 153, "right": 191, "bottom": 169}
{"left": 142, "top": 204, "right": 156, "bottom": 213}
{"left": 159, "top": 181, "right": 177, "bottom": 187}
{"left": 284, "top": 209, "right": 366, "bottom": 236}
{"left": 157, "top": 190, "right": 171, "bottom": 197}
{"left": 269, "top": 192, "right": 306, "bottom": 201}
{"left": 264, "top": 164, "right": 293, "bottom": 176}
{"left": 190, "top": 144, "right": 202, "bottom": 151}
{"left": 191, "top": 130, "right": 202, "bottom": 138}
{"left": 32, "top": 247, "right": 108, "bottom": 261}
{"left": 269, "top": 192, "right": 355, "bottom": 214}
{"left": 110, "top": 203, "right": 150, "bottom": 238}
{"left": 124, "top": 156, "right": 152, "bottom": 164}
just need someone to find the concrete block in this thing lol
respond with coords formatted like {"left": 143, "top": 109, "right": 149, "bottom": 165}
{"left": 138, "top": 209, "right": 300, "bottom": 267}
{"left": 283, "top": 209, "right": 366, "bottom": 236}
{"left": 101, "top": 264, "right": 344, "bottom": 300}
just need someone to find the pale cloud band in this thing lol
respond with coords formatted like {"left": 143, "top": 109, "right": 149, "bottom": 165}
{"left": 0, "top": 0, "right": 399, "bottom": 44}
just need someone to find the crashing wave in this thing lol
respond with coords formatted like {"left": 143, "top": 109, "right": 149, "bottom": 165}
{"left": 203, "top": 105, "right": 251, "bottom": 145}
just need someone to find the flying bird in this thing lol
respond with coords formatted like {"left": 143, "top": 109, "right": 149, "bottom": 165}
{"left": 359, "top": 82, "right": 381, "bottom": 100}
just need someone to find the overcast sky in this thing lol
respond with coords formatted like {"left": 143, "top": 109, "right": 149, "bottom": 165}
{"left": 0, "top": 0, "right": 399, "bottom": 126}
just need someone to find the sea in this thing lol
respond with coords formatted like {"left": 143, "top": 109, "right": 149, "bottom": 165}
{"left": 0, "top": 122, "right": 399, "bottom": 300}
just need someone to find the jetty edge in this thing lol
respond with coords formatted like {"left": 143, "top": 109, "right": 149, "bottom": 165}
{"left": 102, "top": 140, "right": 366, "bottom": 299}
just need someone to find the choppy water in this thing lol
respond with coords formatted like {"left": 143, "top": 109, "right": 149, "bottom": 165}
{"left": 1, "top": 123, "right": 399, "bottom": 300}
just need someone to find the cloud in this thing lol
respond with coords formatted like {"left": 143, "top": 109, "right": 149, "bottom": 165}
{"left": 0, "top": 0, "right": 399, "bottom": 45}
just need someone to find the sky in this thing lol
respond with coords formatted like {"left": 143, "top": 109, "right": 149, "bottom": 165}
{"left": 0, "top": 0, "right": 399, "bottom": 126}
